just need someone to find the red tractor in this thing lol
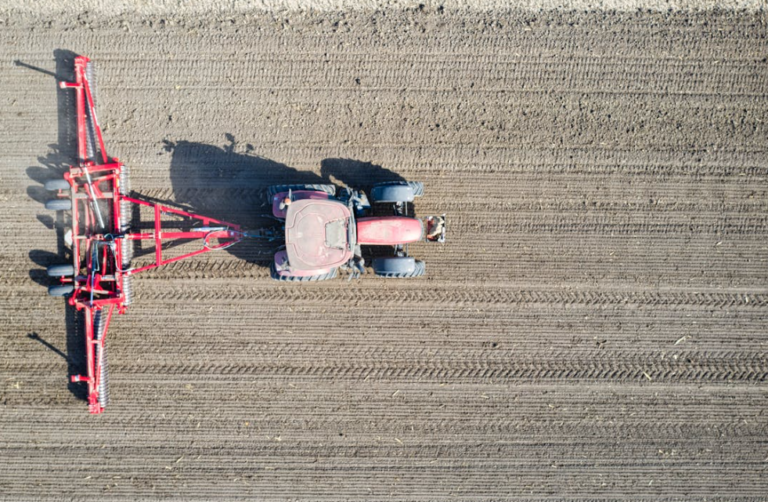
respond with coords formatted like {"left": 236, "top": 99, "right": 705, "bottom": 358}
{"left": 268, "top": 183, "right": 445, "bottom": 281}
{"left": 42, "top": 55, "right": 445, "bottom": 414}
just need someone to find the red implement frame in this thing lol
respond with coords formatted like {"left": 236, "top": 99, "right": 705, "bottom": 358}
{"left": 56, "top": 56, "right": 243, "bottom": 414}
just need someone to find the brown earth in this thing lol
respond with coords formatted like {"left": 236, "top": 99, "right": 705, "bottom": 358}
{"left": 1, "top": 8, "right": 767, "bottom": 501}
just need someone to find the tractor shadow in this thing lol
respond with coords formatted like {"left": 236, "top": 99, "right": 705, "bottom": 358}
{"left": 21, "top": 49, "right": 88, "bottom": 402}
{"left": 164, "top": 134, "right": 405, "bottom": 265}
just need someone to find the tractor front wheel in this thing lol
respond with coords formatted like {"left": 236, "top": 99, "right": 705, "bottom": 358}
{"left": 370, "top": 181, "right": 424, "bottom": 203}
{"left": 372, "top": 257, "right": 425, "bottom": 278}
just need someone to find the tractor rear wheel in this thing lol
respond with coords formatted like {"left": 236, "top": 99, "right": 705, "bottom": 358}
{"left": 373, "top": 257, "right": 426, "bottom": 278}
{"left": 45, "top": 199, "right": 72, "bottom": 211}
{"left": 267, "top": 184, "right": 336, "bottom": 199}
{"left": 46, "top": 264, "right": 75, "bottom": 277}
{"left": 44, "top": 178, "right": 70, "bottom": 191}
{"left": 270, "top": 263, "right": 337, "bottom": 282}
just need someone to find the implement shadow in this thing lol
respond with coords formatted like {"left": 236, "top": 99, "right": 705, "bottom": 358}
{"left": 164, "top": 135, "right": 405, "bottom": 266}
{"left": 20, "top": 50, "right": 87, "bottom": 402}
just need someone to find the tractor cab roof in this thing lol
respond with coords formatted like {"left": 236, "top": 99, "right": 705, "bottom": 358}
{"left": 285, "top": 198, "right": 353, "bottom": 271}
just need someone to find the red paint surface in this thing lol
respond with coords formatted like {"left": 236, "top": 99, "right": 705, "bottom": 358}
{"left": 356, "top": 217, "right": 423, "bottom": 246}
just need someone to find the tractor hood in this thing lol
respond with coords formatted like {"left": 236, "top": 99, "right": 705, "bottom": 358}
{"left": 356, "top": 216, "right": 424, "bottom": 246}
{"left": 284, "top": 199, "right": 352, "bottom": 271}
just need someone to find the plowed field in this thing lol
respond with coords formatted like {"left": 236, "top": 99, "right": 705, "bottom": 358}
{"left": 1, "top": 7, "right": 767, "bottom": 501}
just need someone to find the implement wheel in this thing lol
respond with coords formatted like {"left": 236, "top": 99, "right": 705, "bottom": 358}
{"left": 46, "top": 264, "right": 75, "bottom": 277}
{"left": 93, "top": 309, "right": 109, "bottom": 409}
{"left": 121, "top": 274, "right": 134, "bottom": 306}
{"left": 119, "top": 165, "right": 131, "bottom": 195}
{"left": 45, "top": 199, "right": 72, "bottom": 211}
{"left": 48, "top": 284, "right": 74, "bottom": 296}
{"left": 44, "top": 178, "right": 70, "bottom": 191}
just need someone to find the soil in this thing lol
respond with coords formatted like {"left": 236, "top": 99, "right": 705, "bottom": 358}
{"left": 0, "top": 6, "right": 766, "bottom": 501}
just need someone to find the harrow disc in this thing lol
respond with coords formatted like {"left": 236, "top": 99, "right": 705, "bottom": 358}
{"left": 85, "top": 108, "right": 97, "bottom": 162}
{"left": 86, "top": 62, "right": 97, "bottom": 100}
{"left": 122, "top": 274, "right": 134, "bottom": 306}
{"left": 84, "top": 61, "right": 97, "bottom": 161}
{"left": 93, "top": 309, "right": 109, "bottom": 409}
{"left": 119, "top": 165, "right": 131, "bottom": 195}
{"left": 119, "top": 199, "right": 133, "bottom": 268}
{"left": 98, "top": 340, "right": 109, "bottom": 409}
{"left": 121, "top": 238, "right": 133, "bottom": 269}
{"left": 119, "top": 199, "right": 131, "bottom": 232}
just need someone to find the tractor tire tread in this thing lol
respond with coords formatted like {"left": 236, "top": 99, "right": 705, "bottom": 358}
{"left": 267, "top": 184, "right": 336, "bottom": 198}
{"left": 270, "top": 263, "right": 338, "bottom": 282}
{"left": 372, "top": 181, "right": 424, "bottom": 197}
{"left": 374, "top": 259, "right": 426, "bottom": 279}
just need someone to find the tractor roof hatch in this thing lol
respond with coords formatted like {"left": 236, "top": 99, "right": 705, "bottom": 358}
{"left": 285, "top": 199, "right": 353, "bottom": 271}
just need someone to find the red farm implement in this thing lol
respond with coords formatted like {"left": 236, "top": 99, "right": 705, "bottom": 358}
{"left": 44, "top": 55, "right": 445, "bottom": 414}
{"left": 44, "top": 56, "right": 247, "bottom": 414}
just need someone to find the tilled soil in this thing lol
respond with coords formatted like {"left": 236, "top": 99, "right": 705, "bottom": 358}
{"left": 1, "top": 8, "right": 767, "bottom": 501}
